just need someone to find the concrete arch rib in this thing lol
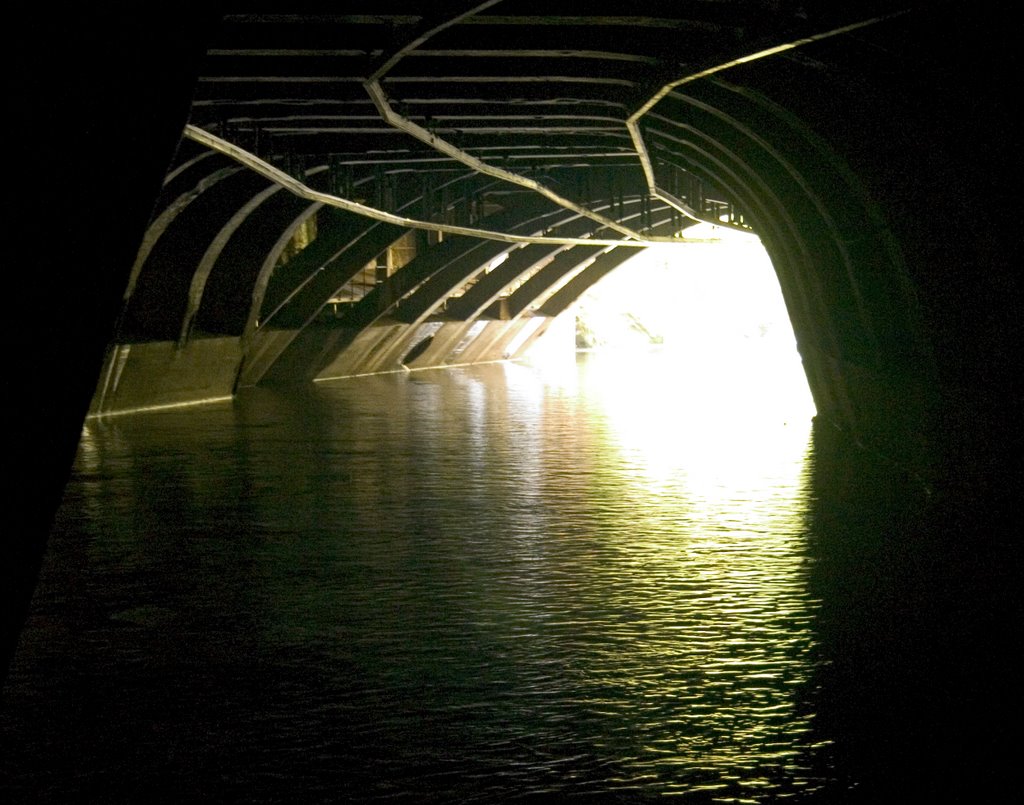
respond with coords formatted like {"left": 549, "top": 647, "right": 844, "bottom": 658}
{"left": 667, "top": 87, "right": 882, "bottom": 368}
{"left": 411, "top": 245, "right": 606, "bottom": 371}
{"left": 255, "top": 207, "right": 387, "bottom": 331}
{"left": 253, "top": 169, "right": 487, "bottom": 330}
{"left": 456, "top": 247, "right": 638, "bottom": 366}
{"left": 646, "top": 100, "right": 850, "bottom": 359}
{"left": 162, "top": 145, "right": 220, "bottom": 187}
{"left": 402, "top": 197, "right": 673, "bottom": 370}
{"left": 193, "top": 183, "right": 322, "bottom": 340}
{"left": 379, "top": 195, "right": 679, "bottom": 373}
{"left": 644, "top": 123, "right": 822, "bottom": 341}
{"left": 349, "top": 237, "right": 541, "bottom": 376}
{"left": 401, "top": 251, "right": 561, "bottom": 371}
{"left": 705, "top": 75, "right": 932, "bottom": 373}
{"left": 507, "top": 201, "right": 675, "bottom": 314}
{"left": 440, "top": 195, "right": 666, "bottom": 322}
{"left": 385, "top": 197, "right": 647, "bottom": 323}
{"left": 641, "top": 66, "right": 940, "bottom": 454}
{"left": 455, "top": 211, "right": 679, "bottom": 366}
{"left": 179, "top": 181, "right": 288, "bottom": 344}
{"left": 633, "top": 86, "right": 885, "bottom": 428}
{"left": 238, "top": 219, "right": 405, "bottom": 387}
{"left": 667, "top": 79, "right": 934, "bottom": 386}
{"left": 239, "top": 201, "right": 324, "bottom": 353}
{"left": 239, "top": 170, "right": 492, "bottom": 387}
{"left": 444, "top": 243, "right": 566, "bottom": 322}
{"left": 639, "top": 115, "right": 849, "bottom": 421}
{"left": 122, "top": 161, "right": 242, "bottom": 304}
{"left": 120, "top": 168, "right": 274, "bottom": 342}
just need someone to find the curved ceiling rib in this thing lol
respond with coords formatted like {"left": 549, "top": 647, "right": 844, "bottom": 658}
{"left": 362, "top": 2, "right": 649, "bottom": 243}
{"left": 364, "top": 80, "right": 648, "bottom": 241}
{"left": 185, "top": 124, "right": 670, "bottom": 247}
{"left": 123, "top": 165, "right": 243, "bottom": 302}
{"left": 625, "top": 11, "right": 906, "bottom": 226}
{"left": 178, "top": 179, "right": 293, "bottom": 345}
{"left": 102, "top": 2, "right": 953, "bottom": 454}
{"left": 367, "top": 1, "right": 506, "bottom": 82}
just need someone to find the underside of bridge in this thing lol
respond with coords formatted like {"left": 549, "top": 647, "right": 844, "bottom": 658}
{"left": 6, "top": 4, "right": 1018, "bottom": 670}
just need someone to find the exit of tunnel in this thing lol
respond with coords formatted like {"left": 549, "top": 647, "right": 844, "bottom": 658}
{"left": 520, "top": 229, "right": 817, "bottom": 422}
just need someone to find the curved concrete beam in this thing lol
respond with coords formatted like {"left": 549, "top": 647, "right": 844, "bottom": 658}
{"left": 395, "top": 197, "right": 673, "bottom": 371}
{"left": 624, "top": 10, "right": 905, "bottom": 224}
{"left": 121, "top": 169, "right": 273, "bottom": 341}
{"left": 362, "top": 1, "right": 654, "bottom": 243}
{"left": 306, "top": 196, "right": 566, "bottom": 381}
{"left": 240, "top": 201, "right": 323, "bottom": 351}
{"left": 185, "top": 124, "right": 667, "bottom": 247}
{"left": 123, "top": 164, "right": 242, "bottom": 303}
{"left": 179, "top": 181, "right": 290, "bottom": 344}
{"left": 641, "top": 113, "right": 842, "bottom": 368}
{"left": 456, "top": 210, "right": 683, "bottom": 365}
{"left": 394, "top": 196, "right": 663, "bottom": 325}
{"left": 252, "top": 169, "right": 487, "bottom": 333}
{"left": 672, "top": 87, "right": 881, "bottom": 368}
{"left": 238, "top": 219, "right": 405, "bottom": 387}
{"left": 364, "top": 80, "right": 649, "bottom": 243}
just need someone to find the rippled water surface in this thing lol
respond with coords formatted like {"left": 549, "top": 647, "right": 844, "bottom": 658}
{"left": 6, "top": 351, "right": 1011, "bottom": 803}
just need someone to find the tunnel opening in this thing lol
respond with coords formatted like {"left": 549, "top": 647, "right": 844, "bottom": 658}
{"left": 7, "top": 7, "right": 1018, "bottom": 803}
{"left": 522, "top": 227, "right": 817, "bottom": 425}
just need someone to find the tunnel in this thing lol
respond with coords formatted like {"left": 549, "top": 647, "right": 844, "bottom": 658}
{"left": 24, "top": 5, "right": 1012, "bottom": 447}
{"left": 6, "top": 3, "right": 1019, "bottom": 800}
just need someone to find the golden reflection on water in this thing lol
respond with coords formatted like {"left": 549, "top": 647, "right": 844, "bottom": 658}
{"left": 500, "top": 351, "right": 822, "bottom": 796}
{"left": 18, "top": 353, "right": 827, "bottom": 802}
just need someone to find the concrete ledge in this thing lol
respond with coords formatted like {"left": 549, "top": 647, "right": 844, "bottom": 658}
{"left": 89, "top": 338, "right": 242, "bottom": 416}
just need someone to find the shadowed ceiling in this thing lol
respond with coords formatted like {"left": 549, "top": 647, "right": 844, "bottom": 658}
{"left": 183, "top": 2, "right": 908, "bottom": 237}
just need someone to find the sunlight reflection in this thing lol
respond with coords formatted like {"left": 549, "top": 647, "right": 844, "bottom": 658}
{"left": 504, "top": 349, "right": 822, "bottom": 796}
{"left": 508, "top": 235, "right": 822, "bottom": 792}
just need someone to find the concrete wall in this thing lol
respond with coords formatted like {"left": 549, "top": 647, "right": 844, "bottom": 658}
{"left": 88, "top": 338, "right": 243, "bottom": 416}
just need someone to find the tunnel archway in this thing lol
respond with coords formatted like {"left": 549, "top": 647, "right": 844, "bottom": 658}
{"left": 8, "top": 4, "right": 1018, "bottom": 683}
{"left": 94, "top": 7, "right": 946, "bottom": 471}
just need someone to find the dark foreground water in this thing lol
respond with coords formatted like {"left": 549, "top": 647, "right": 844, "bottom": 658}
{"left": 2, "top": 352, "right": 1017, "bottom": 803}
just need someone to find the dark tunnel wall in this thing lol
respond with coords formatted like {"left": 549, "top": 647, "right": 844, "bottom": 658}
{"left": 6, "top": 9, "right": 222, "bottom": 676}
{"left": 731, "top": 13, "right": 1019, "bottom": 468}
{"left": 651, "top": 74, "right": 939, "bottom": 461}
{"left": 5, "top": 7, "right": 1019, "bottom": 676}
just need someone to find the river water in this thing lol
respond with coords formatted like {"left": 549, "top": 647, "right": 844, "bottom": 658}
{"left": 1, "top": 350, "right": 1015, "bottom": 802}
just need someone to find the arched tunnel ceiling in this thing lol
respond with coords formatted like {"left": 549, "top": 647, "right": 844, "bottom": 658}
{"left": 125, "top": 0, "right": 938, "bottom": 401}
{"left": 193, "top": 2, "right": 901, "bottom": 149}
{"left": 186, "top": 1, "right": 909, "bottom": 236}
{"left": 69, "top": 1, "right": 1019, "bottom": 445}
{"left": 5, "top": 0, "right": 1019, "bottom": 683}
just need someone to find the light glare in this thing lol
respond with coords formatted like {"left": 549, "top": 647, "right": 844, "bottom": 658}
{"left": 525, "top": 234, "right": 816, "bottom": 423}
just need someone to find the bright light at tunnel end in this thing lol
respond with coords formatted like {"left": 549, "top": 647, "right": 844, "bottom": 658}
{"left": 523, "top": 227, "right": 818, "bottom": 424}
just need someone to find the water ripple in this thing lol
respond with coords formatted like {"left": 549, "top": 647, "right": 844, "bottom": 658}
{"left": 3, "top": 356, "right": 825, "bottom": 803}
